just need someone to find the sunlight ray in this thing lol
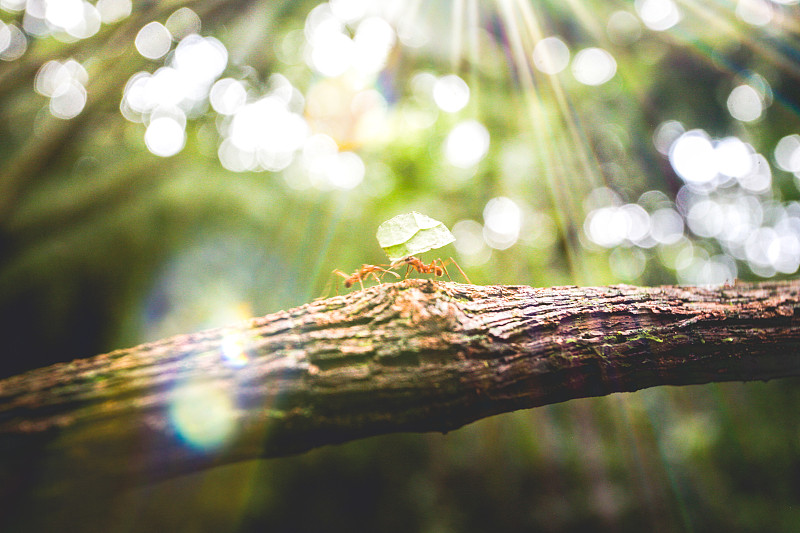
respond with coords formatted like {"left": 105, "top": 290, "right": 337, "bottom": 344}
{"left": 499, "top": 0, "right": 607, "bottom": 282}
{"left": 518, "top": 0, "right": 604, "bottom": 195}
{"left": 676, "top": 0, "right": 800, "bottom": 86}
{"left": 466, "top": 0, "right": 480, "bottom": 94}
{"left": 452, "top": 0, "right": 466, "bottom": 70}
{"left": 561, "top": 0, "right": 609, "bottom": 41}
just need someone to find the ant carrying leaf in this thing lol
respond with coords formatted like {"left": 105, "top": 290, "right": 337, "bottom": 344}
{"left": 378, "top": 212, "right": 471, "bottom": 283}
{"left": 321, "top": 212, "right": 470, "bottom": 298}
{"left": 392, "top": 256, "right": 471, "bottom": 284}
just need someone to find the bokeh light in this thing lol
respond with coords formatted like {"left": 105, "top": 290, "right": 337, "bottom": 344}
{"left": 49, "top": 80, "right": 87, "bottom": 119}
{"left": 445, "top": 120, "right": 490, "bottom": 168}
{"left": 735, "top": 0, "right": 773, "bottom": 26}
{"left": 96, "top": 0, "right": 131, "bottom": 24}
{"left": 329, "top": 0, "right": 368, "bottom": 22}
{"left": 585, "top": 204, "right": 650, "bottom": 248}
{"left": 145, "top": 116, "right": 186, "bottom": 157}
{"left": 483, "top": 197, "right": 522, "bottom": 250}
{"left": 739, "top": 154, "right": 771, "bottom": 193}
{"left": 209, "top": 78, "right": 247, "bottom": 115}
{"left": 122, "top": 31, "right": 230, "bottom": 157}
{"left": 532, "top": 37, "right": 570, "bottom": 75}
{"left": 571, "top": 48, "right": 617, "bottom": 86}
{"left": 453, "top": 220, "right": 486, "bottom": 253}
{"left": 135, "top": 21, "right": 172, "bottom": 60}
{"left": 585, "top": 119, "right": 800, "bottom": 284}
{"left": 1, "top": 0, "right": 132, "bottom": 48}
{"left": 220, "top": 89, "right": 308, "bottom": 173}
{"left": 715, "top": 137, "right": 754, "bottom": 178}
{"left": 35, "top": 59, "right": 87, "bottom": 97}
{"left": 649, "top": 208, "right": 685, "bottom": 244}
{"left": 166, "top": 7, "right": 201, "bottom": 40}
{"left": 0, "top": 0, "right": 24, "bottom": 11}
{"left": 607, "top": 11, "right": 642, "bottom": 45}
{"left": 298, "top": 133, "right": 365, "bottom": 189}
{"left": 34, "top": 59, "right": 88, "bottom": 119}
{"left": 669, "top": 130, "right": 717, "bottom": 184}
{"left": 0, "top": 22, "right": 26, "bottom": 60}
{"left": 44, "top": 0, "right": 102, "bottom": 40}
{"left": 303, "top": 4, "right": 395, "bottom": 78}
{"left": 727, "top": 84, "right": 764, "bottom": 122}
{"left": 653, "top": 120, "right": 684, "bottom": 155}
{"left": 433, "top": 74, "right": 470, "bottom": 113}
{"left": 352, "top": 16, "right": 395, "bottom": 74}
{"left": 635, "top": 0, "right": 681, "bottom": 31}
{"left": 0, "top": 21, "right": 9, "bottom": 51}
{"left": 774, "top": 134, "right": 800, "bottom": 172}
{"left": 173, "top": 34, "right": 228, "bottom": 85}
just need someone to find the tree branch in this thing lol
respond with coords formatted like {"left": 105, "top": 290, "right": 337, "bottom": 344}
{"left": 1, "top": 279, "right": 799, "bottom": 485}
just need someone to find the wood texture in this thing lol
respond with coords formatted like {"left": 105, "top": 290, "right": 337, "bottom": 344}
{"left": 1, "top": 279, "right": 799, "bottom": 485}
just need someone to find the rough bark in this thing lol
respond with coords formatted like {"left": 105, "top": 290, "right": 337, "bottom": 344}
{"left": 1, "top": 279, "right": 799, "bottom": 486}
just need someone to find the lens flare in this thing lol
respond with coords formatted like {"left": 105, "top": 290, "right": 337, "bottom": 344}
{"left": 170, "top": 381, "right": 238, "bottom": 451}
{"left": 221, "top": 332, "right": 250, "bottom": 368}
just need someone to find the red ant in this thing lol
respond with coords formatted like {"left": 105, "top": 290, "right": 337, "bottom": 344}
{"left": 322, "top": 256, "right": 470, "bottom": 299}
{"left": 392, "top": 256, "right": 471, "bottom": 284}
{"left": 331, "top": 264, "right": 399, "bottom": 291}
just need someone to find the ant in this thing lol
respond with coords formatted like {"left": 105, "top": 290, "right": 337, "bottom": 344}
{"left": 393, "top": 256, "right": 471, "bottom": 284}
{"left": 321, "top": 256, "right": 471, "bottom": 299}
{"left": 331, "top": 264, "right": 400, "bottom": 291}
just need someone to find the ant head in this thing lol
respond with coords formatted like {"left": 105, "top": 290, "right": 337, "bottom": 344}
{"left": 434, "top": 266, "right": 443, "bottom": 276}
{"left": 344, "top": 279, "right": 354, "bottom": 288}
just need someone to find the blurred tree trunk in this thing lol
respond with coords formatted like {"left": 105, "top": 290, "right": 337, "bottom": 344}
{"left": 1, "top": 279, "right": 799, "bottom": 488}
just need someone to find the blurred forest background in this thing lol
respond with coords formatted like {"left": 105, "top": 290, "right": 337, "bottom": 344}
{"left": 3, "top": 0, "right": 800, "bottom": 531}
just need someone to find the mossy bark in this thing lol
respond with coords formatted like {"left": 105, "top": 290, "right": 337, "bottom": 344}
{"left": 1, "top": 279, "right": 799, "bottom": 486}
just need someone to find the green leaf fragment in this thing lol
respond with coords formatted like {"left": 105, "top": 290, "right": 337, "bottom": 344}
{"left": 376, "top": 212, "right": 456, "bottom": 262}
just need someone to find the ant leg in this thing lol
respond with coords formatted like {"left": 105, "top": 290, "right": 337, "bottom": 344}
{"left": 426, "top": 260, "right": 438, "bottom": 275}
{"left": 317, "top": 274, "right": 336, "bottom": 299}
{"left": 437, "top": 259, "right": 452, "bottom": 281}
{"left": 332, "top": 269, "right": 351, "bottom": 294}
{"left": 385, "top": 268, "right": 400, "bottom": 280}
{"left": 448, "top": 257, "right": 471, "bottom": 284}
{"left": 375, "top": 267, "right": 400, "bottom": 283}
